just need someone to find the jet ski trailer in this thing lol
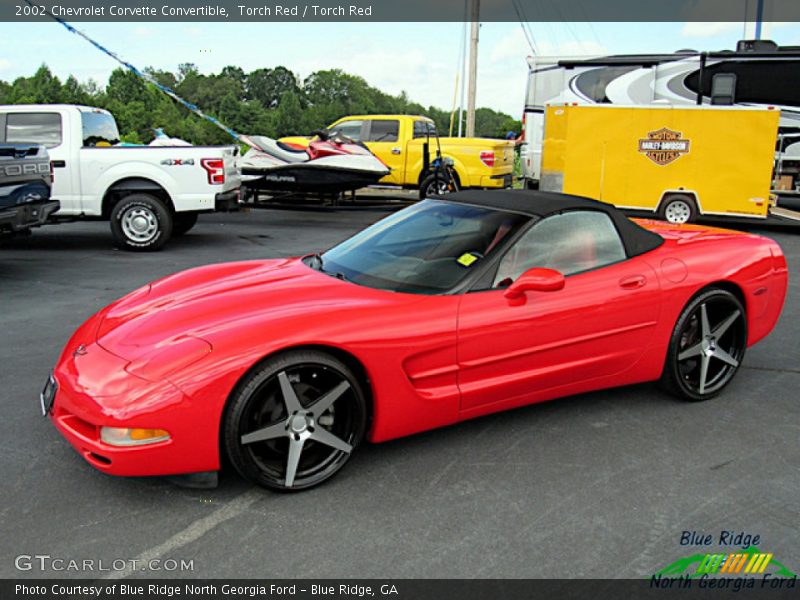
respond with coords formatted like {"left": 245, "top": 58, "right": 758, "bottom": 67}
{"left": 239, "top": 132, "right": 391, "bottom": 195}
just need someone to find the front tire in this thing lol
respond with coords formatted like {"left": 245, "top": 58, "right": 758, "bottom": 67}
{"left": 224, "top": 350, "right": 368, "bottom": 491}
{"left": 110, "top": 193, "right": 172, "bottom": 251}
{"left": 659, "top": 288, "right": 747, "bottom": 401}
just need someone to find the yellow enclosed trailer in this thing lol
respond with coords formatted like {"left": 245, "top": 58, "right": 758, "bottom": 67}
{"left": 540, "top": 104, "right": 780, "bottom": 223}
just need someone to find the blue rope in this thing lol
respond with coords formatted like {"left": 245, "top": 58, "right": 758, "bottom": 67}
{"left": 24, "top": 0, "right": 245, "bottom": 145}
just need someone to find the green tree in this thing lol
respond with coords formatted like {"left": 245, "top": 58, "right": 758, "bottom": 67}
{"left": 247, "top": 66, "right": 300, "bottom": 108}
{"left": 0, "top": 63, "right": 520, "bottom": 145}
{"left": 274, "top": 91, "right": 307, "bottom": 136}
{"left": 6, "top": 65, "right": 63, "bottom": 103}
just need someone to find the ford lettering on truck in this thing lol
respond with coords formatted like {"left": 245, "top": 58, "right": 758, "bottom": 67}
{"left": 0, "top": 144, "right": 60, "bottom": 237}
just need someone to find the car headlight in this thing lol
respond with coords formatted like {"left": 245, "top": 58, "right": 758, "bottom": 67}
{"left": 125, "top": 335, "right": 212, "bottom": 382}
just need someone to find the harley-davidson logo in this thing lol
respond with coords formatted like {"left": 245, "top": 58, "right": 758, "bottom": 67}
{"left": 638, "top": 128, "right": 691, "bottom": 166}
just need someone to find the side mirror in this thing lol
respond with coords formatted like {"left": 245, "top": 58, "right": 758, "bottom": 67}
{"left": 504, "top": 267, "right": 565, "bottom": 301}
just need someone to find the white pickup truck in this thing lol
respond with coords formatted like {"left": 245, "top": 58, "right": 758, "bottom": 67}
{"left": 0, "top": 104, "right": 241, "bottom": 250}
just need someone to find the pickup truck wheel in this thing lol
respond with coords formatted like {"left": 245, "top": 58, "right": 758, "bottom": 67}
{"left": 172, "top": 212, "right": 199, "bottom": 236}
{"left": 419, "top": 173, "right": 458, "bottom": 200}
{"left": 110, "top": 194, "right": 172, "bottom": 252}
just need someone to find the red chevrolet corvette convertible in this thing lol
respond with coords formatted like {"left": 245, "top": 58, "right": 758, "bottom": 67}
{"left": 42, "top": 191, "right": 788, "bottom": 491}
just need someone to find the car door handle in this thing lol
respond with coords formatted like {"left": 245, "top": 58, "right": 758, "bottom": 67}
{"left": 52, "top": 160, "right": 66, "bottom": 168}
{"left": 619, "top": 275, "right": 647, "bottom": 289}
{"left": 391, "top": 147, "right": 401, "bottom": 155}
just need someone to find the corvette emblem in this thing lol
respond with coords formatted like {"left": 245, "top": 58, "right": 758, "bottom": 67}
{"left": 638, "top": 128, "right": 691, "bottom": 166}
{"left": 73, "top": 344, "right": 87, "bottom": 357}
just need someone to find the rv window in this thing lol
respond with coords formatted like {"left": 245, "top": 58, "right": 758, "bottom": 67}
{"left": 527, "top": 61, "right": 568, "bottom": 109}
{"left": 366, "top": 120, "right": 399, "bottom": 142}
{"left": 710, "top": 73, "right": 737, "bottom": 105}
{"left": 573, "top": 66, "right": 638, "bottom": 103}
{"left": 5, "top": 112, "right": 62, "bottom": 148}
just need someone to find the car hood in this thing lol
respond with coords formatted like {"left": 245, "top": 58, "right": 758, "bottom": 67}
{"left": 95, "top": 257, "right": 379, "bottom": 362}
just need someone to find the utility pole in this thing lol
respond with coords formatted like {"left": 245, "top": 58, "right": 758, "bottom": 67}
{"left": 465, "top": 0, "right": 479, "bottom": 137}
{"left": 457, "top": 18, "right": 467, "bottom": 137}
{"left": 754, "top": 0, "right": 764, "bottom": 39}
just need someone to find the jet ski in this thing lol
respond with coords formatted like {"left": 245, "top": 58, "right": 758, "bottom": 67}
{"left": 239, "top": 130, "right": 391, "bottom": 194}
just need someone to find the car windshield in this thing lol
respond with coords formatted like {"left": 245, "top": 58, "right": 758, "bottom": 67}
{"left": 317, "top": 200, "right": 530, "bottom": 294}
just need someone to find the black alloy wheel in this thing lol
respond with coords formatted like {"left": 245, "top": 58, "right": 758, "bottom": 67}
{"left": 660, "top": 288, "right": 747, "bottom": 401}
{"left": 224, "top": 350, "right": 367, "bottom": 491}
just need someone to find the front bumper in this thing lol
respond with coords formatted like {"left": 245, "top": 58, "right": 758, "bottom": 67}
{"left": 48, "top": 341, "right": 221, "bottom": 477}
{"left": 214, "top": 189, "right": 241, "bottom": 212}
{"left": 0, "top": 199, "right": 59, "bottom": 232}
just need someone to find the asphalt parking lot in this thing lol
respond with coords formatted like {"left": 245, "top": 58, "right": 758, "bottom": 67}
{"left": 1, "top": 209, "right": 799, "bottom": 580}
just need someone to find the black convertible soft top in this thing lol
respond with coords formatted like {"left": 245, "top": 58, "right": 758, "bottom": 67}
{"left": 443, "top": 189, "right": 664, "bottom": 258}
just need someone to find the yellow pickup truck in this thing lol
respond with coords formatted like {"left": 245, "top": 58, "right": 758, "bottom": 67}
{"left": 280, "top": 115, "right": 514, "bottom": 194}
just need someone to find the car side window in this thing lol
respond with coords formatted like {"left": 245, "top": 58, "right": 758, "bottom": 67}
{"left": 5, "top": 112, "right": 63, "bottom": 148}
{"left": 493, "top": 211, "right": 627, "bottom": 287}
{"left": 330, "top": 120, "right": 363, "bottom": 141}
{"left": 366, "top": 120, "right": 399, "bottom": 142}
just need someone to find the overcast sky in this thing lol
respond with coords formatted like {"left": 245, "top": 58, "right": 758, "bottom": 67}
{"left": 2, "top": 21, "right": 799, "bottom": 118}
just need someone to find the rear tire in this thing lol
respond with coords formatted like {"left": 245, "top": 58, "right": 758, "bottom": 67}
{"left": 659, "top": 288, "right": 747, "bottom": 401}
{"left": 419, "top": 172, "right": 459, "bottom": 200}
{"left": 172, "top": 212, "right": 199, "bottom": 236}
{"left": 110, "top": 193, "right": 172, "bottom": 252}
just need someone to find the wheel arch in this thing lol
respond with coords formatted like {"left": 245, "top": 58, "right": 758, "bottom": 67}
{"left": 703, "top": 279, "right": 752, "bottom": 337}
{"left": 656, "top": 190, "right": 702, "bottom": 216}
{"left": 703, "top": 280, "right": 746, "bottom": 312}
{"left": 417, "top": 163, "right": 463, "bottom": 188}
{"left": 671, "top": 279, "right": 749, "bottom": 343}
{"left": 102, "top": 177, "right": 175, "bottom": 218}
{"left": 681, "top": 280, "right": 746, "bottom": 317}
{"left": 440, "top": 154, "right": 467, "bottom": 187}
